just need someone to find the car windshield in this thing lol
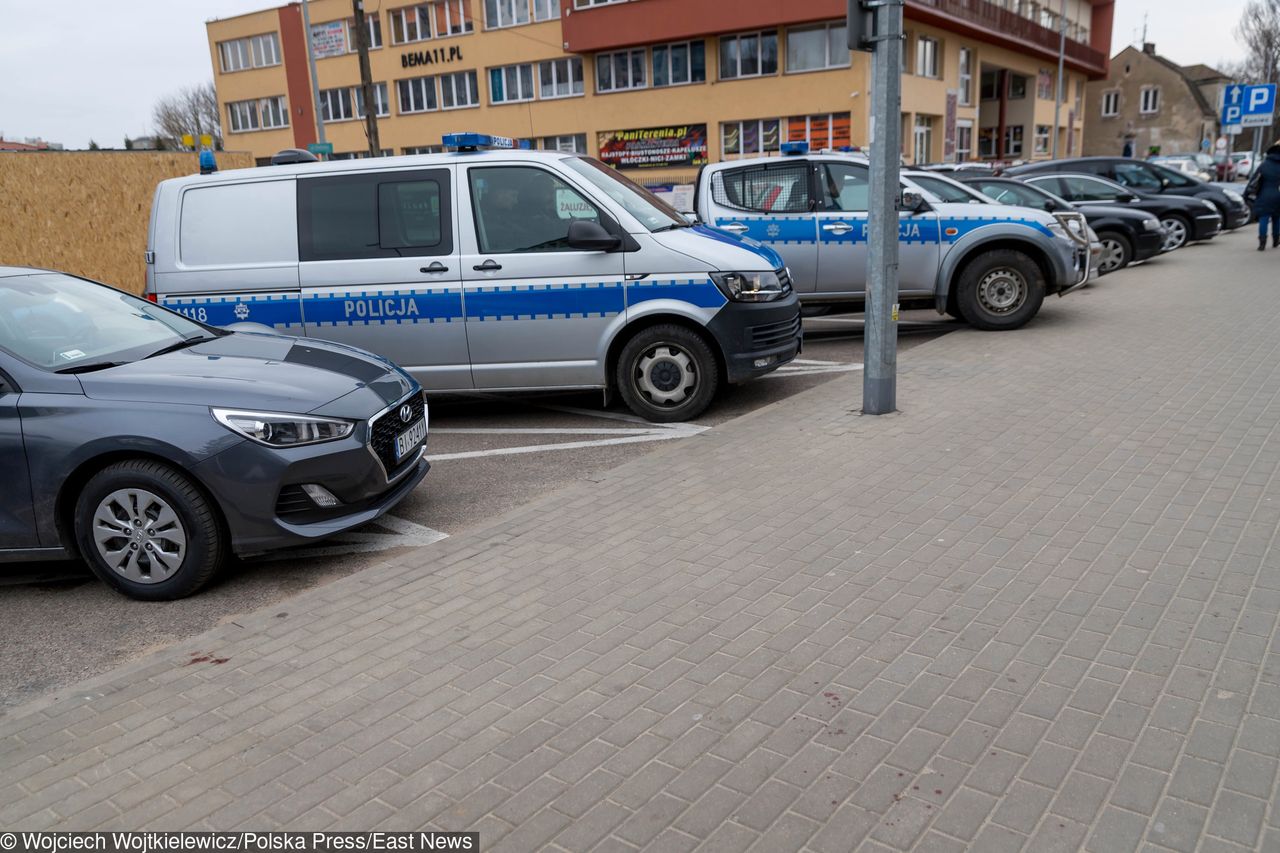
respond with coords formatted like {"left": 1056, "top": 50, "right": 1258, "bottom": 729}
{"left": 974, "top": 180, "right": 1066, "bottom": 209}
{"left": 561, "top": 157, "right": 688, "bottom": 232}
{"left": 0, "top": 273, "right": 211, "bottom": 371}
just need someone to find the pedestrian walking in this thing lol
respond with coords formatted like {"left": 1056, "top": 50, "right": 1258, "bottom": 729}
{"left": 1244, "top": 141, "right": 1280, "bottom": 250}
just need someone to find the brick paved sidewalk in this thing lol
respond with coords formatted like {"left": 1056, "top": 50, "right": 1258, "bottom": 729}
{"left": 2, "top": 229, "right": 1278, "bottom": 852}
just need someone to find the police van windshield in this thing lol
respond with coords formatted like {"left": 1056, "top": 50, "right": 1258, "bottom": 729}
{"left": 562, "top": 157, "right": 688, "bottom": 232}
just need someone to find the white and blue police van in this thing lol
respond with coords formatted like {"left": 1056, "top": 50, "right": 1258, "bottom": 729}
{"left": 145, "top": 134, "right": 801, "bottom": 422}
{"left": 695, "top": 143, "right": 1091, "bottom": 330}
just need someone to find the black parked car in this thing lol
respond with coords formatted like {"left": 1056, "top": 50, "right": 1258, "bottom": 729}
{"left": 955, "top": 175, "right": 1167, "bottom": 274}
{"left": 0, "top": 268, "right": 430, "bottom": 599}
{"left": 1019, "top": 173, "right": 1221, "bottom": 252}
{"left": 1004, "top": 156, "right": 1249, "bottom": 229}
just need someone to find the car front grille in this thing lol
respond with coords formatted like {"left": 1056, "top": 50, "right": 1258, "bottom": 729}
{"left": 750, "top": 313, "right": 802, "bottom": 349}
{"left": 275, "top": 485, "right": 313, "bottom": 519}
{"left": 369, "top": 391, "right": 427, "bottom": 480}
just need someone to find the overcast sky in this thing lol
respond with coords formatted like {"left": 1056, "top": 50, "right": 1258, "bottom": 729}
{"left": 0, "top": 0, "right": 1254, "bottom": 149}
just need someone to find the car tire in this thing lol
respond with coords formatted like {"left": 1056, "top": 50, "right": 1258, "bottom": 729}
{"left": 74, "top": 460, "right": 226, "bottom": 601}
{"left": 954, "top": 250, "right": 1046, "bottom": 331}
{"left": 1096, "top": 231, "right": 1133, "bottom": 274}
{"left": 616, "top": 324, "right": 720, "bottom": 423}
{"left": 1160, "top": 214, "right": 1191, "bottom": 251}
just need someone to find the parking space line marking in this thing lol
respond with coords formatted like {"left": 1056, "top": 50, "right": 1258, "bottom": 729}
{"left": 790, "top": 358, "right": 844, "bottom": 365}
{"left": 426, "top": 424, "right": 708, "bottom": 461}
{"left": 258, "top": 515, "right": 448, "bottom": 561}
{"left": 432, "top": 427, "right": 656, "bottom": 435}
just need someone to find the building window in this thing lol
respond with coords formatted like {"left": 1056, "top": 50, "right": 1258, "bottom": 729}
{"left": 1037, "top": 69, "right": 1053, "bottom": 100}
{"left": 440, "top": 69, "right": 480, "bottom": 108}
{"left": 720, "top": 30, "right": 778, "bottom": 79}
{"left": 533, "top": 0, "right": 561, "bottom": 20}
{"left": 403, "top": 145, "right": 445, "bottom": 154}
{"left": 390, "top": 2, "right": 473, "bottom": 43}
{"left": 1004, "top": 124, "right": 1024, "bottom": 156}
{"left": 786, "top": 22, "right": 849, "bottom": 72}
{"left": 787, "top": 113, "right": 851, "bottom": 149}
{"left": 1101, "top": 90, "right": 1119, "bottom": 117}
{"left": 1034, "top": 124, "right": 1051, "bottom": 154}
{"left": 915, "top": 36, "right": 939, "bottom": 78}
{"left": 652, "top": 40, "right": 706, "bottom": 87}
{"left": 219, "top": 32, "right": 280, "bottom": 72}
{"left": 484, "top": 0, "right": 530, "bottom": 28}
{"left": 352, "top": 84, "right": 389, "bottom": 118}
{"left": 542, "top": 134, "right": 587, "bottom": 153}
{"left": 227, "top": 97, "right": 288, "bottom": 132}
{"left": 980, "top": 70, "right": 998, "bottom": 100}
{"left": 1008, "top": 74, "right": 1027, "bottom": 99}
{"left": 913, "top": 116, "right": 934, "bottom": 164}
{"left": 978, "top": 127, "right": 996, "bottom": 158}
{"left": 397, "top": 75, "right": 439, "bottom": 113}
{"left": 721, "top": 118, "right": 781, "bottom": 157}
{"left": 347, "top": 13, "right": 382, "bottom": 51}
{"left": 956, "top": 121, "right": 973, "bottom": 161}
{"left": 573, "top": 0, "right": 628, "bottom": 6}
{"left": 958, "top": 47, "right": 973, "bottom": 105}
{"left": 319, "top": 88, "right": 356, "bottom": 122}
{"left": 489, "top": 63, "right": 536, "bottom": 103}
{"left": 596, "top": 48, "right": 646, "bottom": 92}
{"left": 1140, "top": 86, "right": 1160, "bottom": 114}
{"left": 538, "top": 57, "right": 584, "bottom": 98}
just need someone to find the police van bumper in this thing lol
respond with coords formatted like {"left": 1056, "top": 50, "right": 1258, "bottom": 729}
{"left": 706, "top": 292, "right": 803, "bottom": 384}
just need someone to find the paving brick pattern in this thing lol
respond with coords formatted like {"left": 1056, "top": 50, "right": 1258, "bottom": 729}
{"left": 2, "top": 230, "right": 1279, "bottom": 852}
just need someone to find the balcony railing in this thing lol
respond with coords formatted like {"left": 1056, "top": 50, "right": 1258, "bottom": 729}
{"left": 908, "top": 0, "right": 1107, "bottom": 70}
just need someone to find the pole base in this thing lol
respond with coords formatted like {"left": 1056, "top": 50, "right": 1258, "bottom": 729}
{"left": 861, "top": 376, "right": 897, "bottom": 415}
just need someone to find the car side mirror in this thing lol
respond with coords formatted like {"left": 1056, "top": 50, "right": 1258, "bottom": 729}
{"left": 566, "top": 219, "right": 622, "bottom": 252}
{"left": 900, "top": 190, "right": 929, "bottom": 214}
{"left": 1124, "top": 194, "right": 1140, "bottom": 203}
{"left": 1159, "top": 177, "right": 1170, "bottom": 189}
{"left": 1044, "top": 199, "right": 1059, "bottom": 211}
{"left": 682, "top": 212, "right": 699, "bottom": 224}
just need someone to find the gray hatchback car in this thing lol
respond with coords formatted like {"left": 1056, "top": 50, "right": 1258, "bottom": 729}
{"left": 0, "top": 268, "right": 429, "bottom": 599}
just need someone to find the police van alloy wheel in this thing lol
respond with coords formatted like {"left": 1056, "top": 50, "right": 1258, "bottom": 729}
{"left": 1096, "top": 231, "right": 1132, "bottom": 274}
{"left": 1160, "top": 215, "right": 1190, "bottom": 251}
{"left": 74, "top": 460, "right": 226, "bottom": 600}
{"left": 616, "top": 324, "right": 719, "bottom": 423}
{"left": 955, "top": 250, "right": 1045, "bottom": 331}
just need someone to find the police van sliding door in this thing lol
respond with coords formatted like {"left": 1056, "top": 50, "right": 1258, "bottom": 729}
{"left": 458, "top": 164, "right": 626, "bottom": 390}
{"left": 813, "top": 161, "right": 870, "bottom": 297}
{"left": 297, "top": 168, "right": 472, "bottom": 390}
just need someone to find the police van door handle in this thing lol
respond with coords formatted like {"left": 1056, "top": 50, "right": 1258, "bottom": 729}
{"left": 420, "top": 262, "right": 449, "bottom": 274}
{"left": 721, "top": 223, "right": 748, "bottom": 234}
{"left": 473, "top": 260, "right": 503, "bottom": 272}
{"left": 822, "top": 222, "right": 854, "bottom": 234}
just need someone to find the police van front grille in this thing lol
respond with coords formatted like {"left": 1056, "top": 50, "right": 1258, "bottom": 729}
{"left": 369, "top": 392, "right": 427, "bottom": 479}
{"left": 750, "top": 314, "right": 802, "bottom": 349}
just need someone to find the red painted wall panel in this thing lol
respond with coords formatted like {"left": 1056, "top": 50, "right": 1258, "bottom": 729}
{"left": 278, "top": 4, "right": 317, "bottom": 150}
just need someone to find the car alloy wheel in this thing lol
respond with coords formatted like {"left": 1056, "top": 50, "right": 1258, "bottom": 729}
{"left": 1160, "top": 217, "right": 1188, "bottom": 251}
{"left": 976, "top": 267, "right": 1028, "bottom": 316}
{"left": 91, "top": 488, "right": 188, "bottom": 583}
{"left": 1098, "top": 238, "right": 1127, "bottom": 273}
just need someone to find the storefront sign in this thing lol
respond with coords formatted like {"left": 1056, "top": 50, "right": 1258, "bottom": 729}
{"left": 401, "top": 45, "right": 464, "bottom": 68}
{"left": 944, "top": 91, "right": 957, "bottom": 161}
{"left": 597, "top": 124, "right": 708, "bottom": 170}
{"left": 310, "top": 21, "right": 347, "bottom": 58}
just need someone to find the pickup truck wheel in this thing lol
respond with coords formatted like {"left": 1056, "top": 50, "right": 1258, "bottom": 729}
{"left": 616, "top": 324, "right": 719, "bottom": 423}
{"left": 74, "top": 460, "right": 226, "bottom": 601}
{"left": 955, "top": 250, "right": 1045, "bottom": 331}
{"left": 1160, "top": 215, "right": 1190, "bottom": 251}
{"left": 1096, "top": 231, "right": 1132, "bottom": 274}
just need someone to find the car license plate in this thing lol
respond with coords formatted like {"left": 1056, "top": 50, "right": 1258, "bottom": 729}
{"left": 394, "top": 418, "right": 427, "bottom": 462}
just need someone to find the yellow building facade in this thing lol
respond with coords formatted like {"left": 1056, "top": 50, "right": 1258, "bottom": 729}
{"left": 207, "top": 0, "right": 1112, "bottom": 184}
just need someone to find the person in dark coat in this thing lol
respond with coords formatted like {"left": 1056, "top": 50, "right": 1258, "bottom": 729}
{"left": 1244, "top": 141, "right": 1280, "bottom": 250}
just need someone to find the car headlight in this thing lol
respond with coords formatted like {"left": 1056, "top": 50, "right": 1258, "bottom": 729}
{"left": 710, "top": 270, "right": 789, "bottom": 302}
{"left": 212, "top": 408, "right": 356, "bottom": 447}
{"left": 1046, "top": 221, "right": 1069, "bottom": 240}
{"left": 1142, "top": 217, "right": 1162, "bottom": 231}
{"left": 1201, "top": 199, "right": 1219, "bottom": 211}
{"left": 1224, "top": 189, "right": 1244, "bottom": 205}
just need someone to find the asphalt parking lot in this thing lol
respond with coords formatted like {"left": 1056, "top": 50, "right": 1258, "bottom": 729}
{"left": 0, "top": 312, "right": 958, "bottom": 709}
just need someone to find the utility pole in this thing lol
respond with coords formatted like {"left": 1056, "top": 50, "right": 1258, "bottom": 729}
{"left": 299, "top": 0, "right": 327, "bottom": 156}
{"left": 851, "top": 0, "right": 904, "bottom": 415}
{"left": 1052, "top": 0, "right": 1066, "bottom": 159}
{"left": 353, "top": 0, "right": 382, "bottom": 157}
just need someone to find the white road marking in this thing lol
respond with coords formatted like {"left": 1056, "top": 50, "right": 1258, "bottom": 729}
{"left": 259, "top": 515, "right": 448, "bottom": 561}
{"left": 427, "top": 422, "right": 708, "bottom": 461}
{"left": 767, "top": 362, "right": 864, "bottom": 378}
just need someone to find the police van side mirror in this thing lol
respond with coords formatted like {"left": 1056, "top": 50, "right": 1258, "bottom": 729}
{"left": 567, "top": 220, "right": 622, "bottom": 252}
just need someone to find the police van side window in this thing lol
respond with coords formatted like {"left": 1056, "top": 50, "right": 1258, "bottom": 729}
{"left": 711, "top": 163, "right": 811, "bottom": 214}
{"left": 818, "top": 163, "right": 870, "bottom": 212}
{"left": 298, "top": 169, "right": 452, "bottom": 261}
{"left": 180, "top": 181, "right": 297, "bottom": 266}
{"left": 468, "top": 166, "right": 603, "bottom": 254}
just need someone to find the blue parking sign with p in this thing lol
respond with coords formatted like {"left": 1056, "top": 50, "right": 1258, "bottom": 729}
{"left": 1223, "top": 83, "right": 1277, "bottom": 130}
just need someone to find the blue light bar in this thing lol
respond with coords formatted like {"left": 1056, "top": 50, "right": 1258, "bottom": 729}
{"left": 781, "top": 141, "right": 809, "bottom": 156}
{"left": 442, "top": 132, "right": 533, "bottom": 151}
{"left": 198, "top": 149, "right": 217, "bottom": 174}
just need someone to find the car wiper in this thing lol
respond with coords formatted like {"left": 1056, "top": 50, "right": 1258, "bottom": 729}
{"left": 143, "top": 335, "right": 217, "bottom": 359}
{"left": 54, "top": 361, "right": 126, "bottom": 374}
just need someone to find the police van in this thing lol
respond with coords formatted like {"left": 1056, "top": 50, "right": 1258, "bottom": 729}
{"left": 145, "top": 134, "right": 801, "bottom": 423}
{"left": 695, "top": 144, "right": 1091, "bottom": 330}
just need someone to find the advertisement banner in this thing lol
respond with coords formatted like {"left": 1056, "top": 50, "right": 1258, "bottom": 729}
{"left": 597, "top": 124, "right": 708, "bottom": 170}
{"left": 944, "top": 91, "right": 958, "bottom": 161}
{"left": 310, "top": 21, "right": 347, "bottom": 59}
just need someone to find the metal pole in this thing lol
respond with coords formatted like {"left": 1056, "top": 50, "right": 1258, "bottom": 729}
{"left": 298, "top": 0, "right": 327, "bottom": 153}
{"left": 863, "top": 0, "right": 903, "bottom": 415}
{"left": 1052, "top": 0, "right": 1065, "bottom": 159}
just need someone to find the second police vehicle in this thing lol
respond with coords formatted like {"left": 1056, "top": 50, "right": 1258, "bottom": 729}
{"left": 145, "top": 134, "right": 802, "bottom": 423}
{"left": 695, "top": 143, "right": 1092, "bottom": 330}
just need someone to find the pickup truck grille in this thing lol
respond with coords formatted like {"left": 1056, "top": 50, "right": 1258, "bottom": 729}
{"left": 369, "top": 391, "right": 426, "bottom": 480}
{"left": 750, "top": 314, "right": 802, "bottom": 349}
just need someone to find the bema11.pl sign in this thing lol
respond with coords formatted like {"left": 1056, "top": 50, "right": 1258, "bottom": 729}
{"left": 401, "top": 46, "right": 464, "bottom": 68}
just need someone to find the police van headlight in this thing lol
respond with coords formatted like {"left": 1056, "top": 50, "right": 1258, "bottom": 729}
{"left": 711, "top": 271, "right": 788, "bottom": 302}
{"left": 212, "top": 409, "right": 356, "bottom": 447}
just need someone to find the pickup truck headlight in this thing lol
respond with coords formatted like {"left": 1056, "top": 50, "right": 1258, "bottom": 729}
{"left": 710, "top": 270, "right": 789, "bottom": 302}
{"left": 1142, "top": 217, "right": 1162, "bottom": 231}
{"left": 212, "top": 408, "right": 356, "bottom": 447}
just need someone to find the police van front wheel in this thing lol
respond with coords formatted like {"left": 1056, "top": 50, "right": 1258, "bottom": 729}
{"left": 616, "top": 325, "right": 720, "bottom": 423}
{"left": 955, "top": 250, "right": 1045, "bottom": 331}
